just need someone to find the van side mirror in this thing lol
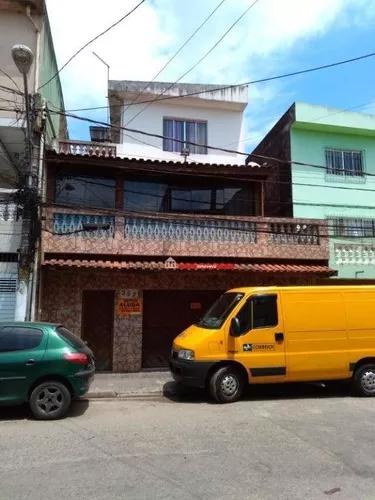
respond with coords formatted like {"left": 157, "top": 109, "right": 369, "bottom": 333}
{"left": 230, "top": 317, "right": 241, "bottom": 337}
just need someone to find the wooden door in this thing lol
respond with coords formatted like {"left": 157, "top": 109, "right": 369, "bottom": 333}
{"left": 142, "top": 290, "right": 222, "bottom": 368}
{"left": 82, "top": 290, "right": 114, "bottom": 371}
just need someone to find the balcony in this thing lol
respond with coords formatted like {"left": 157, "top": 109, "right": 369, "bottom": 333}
{"left": 42, "top": 207, "right": 329, "bottom": 261}
{"left": 57, "top": 139, "right": 117, "bottom": 157}
{"left": 334, "top": 243, "right": 375, "bottom": 265}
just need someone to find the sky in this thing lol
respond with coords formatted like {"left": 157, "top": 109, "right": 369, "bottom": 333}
{"left": 45, "top": 0, "right": 375, "bottom": 152}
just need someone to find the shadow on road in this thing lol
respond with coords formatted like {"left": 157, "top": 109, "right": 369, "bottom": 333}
{"left": 0, "top": 399, "right": 90, "bottom": 421}
{"left": 163, "top": 380, "right": 352, "bottom": 404}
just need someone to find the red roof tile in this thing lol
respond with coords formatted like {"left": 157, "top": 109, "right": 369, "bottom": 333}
{"left": 42, "top": 258, "right": 335, "bottom": 276}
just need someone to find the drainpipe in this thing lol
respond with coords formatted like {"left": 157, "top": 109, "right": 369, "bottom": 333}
{"left": 25, "top": 5, "right": 41, "bottom": 92}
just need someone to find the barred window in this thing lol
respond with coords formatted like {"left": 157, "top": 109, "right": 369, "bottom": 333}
{"left": 330, "top": 218, "right": 375, "bottom": 237}
{"left": 325, "top": 149, "right": 363, "bottom": 176}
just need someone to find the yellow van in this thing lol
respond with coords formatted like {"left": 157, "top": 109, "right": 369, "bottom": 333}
{"left": 169, "top": 286, "right": 375, "bottom": 403}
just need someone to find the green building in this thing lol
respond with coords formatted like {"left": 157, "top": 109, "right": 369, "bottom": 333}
{"left": 250, "top": 102, "right": 375, "bottom": 279}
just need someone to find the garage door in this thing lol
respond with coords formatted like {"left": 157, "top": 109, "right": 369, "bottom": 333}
{"left": 142, "top": 290, "right": 223, "bottom": 369}
{"left": 0, "top": 274, "right": 17, "bottom": 321}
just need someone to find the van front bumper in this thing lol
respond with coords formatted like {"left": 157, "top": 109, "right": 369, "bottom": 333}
{"left": 169, "top": 358, "right": 215, "bottom": 389}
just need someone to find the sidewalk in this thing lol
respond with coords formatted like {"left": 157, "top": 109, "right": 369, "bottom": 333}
{"left": 86, "top": 370, "right": 174, "bottom": 399}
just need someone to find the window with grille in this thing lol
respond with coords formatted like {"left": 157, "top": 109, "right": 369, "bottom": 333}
{"left": 325, "top": 149, "right": 363, "bottom": 176}
{"left": 163, "top": 118, "right": 207, "bottom": 154}
{"left": 329, "top": 218, "right": 375, "bottom": 237}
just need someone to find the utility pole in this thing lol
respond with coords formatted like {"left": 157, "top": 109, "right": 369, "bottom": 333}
{"left": 12, "top": 44, "right": 40, "bottom": 321}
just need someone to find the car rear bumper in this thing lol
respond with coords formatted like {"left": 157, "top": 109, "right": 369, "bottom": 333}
{"left": 69, "top": 367, "right": 95, "bottom": 397}
{"left": 169, "top": 358, "right": 215, "bottom": 389}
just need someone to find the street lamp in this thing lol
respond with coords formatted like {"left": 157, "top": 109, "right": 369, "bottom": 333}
{"left": 11, "top": 44, "right": 34, "bottom": 180}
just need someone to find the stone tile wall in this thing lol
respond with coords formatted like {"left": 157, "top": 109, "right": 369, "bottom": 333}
{"left": 41, "top": 268, "right": 316, "bottom": 372}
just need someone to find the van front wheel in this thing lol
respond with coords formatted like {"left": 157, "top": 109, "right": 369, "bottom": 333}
{"left": 353, "top": 364, "right": 375, "bottom": 397}
{"left": 209, "top": 366, "right": 244, "bottom": 403}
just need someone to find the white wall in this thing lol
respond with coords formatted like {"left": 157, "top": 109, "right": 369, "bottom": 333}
{"left": 120, "top": 100, "right": 246, "bottom": 165}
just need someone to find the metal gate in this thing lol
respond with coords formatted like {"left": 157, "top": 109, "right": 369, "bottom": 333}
{"left": 0, "top": 274, "right": 17, "bottom": 321}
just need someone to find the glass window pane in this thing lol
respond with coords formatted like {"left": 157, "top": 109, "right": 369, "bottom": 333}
{"left": 174, "top": 120, "right": 184, "bottom": 152}
{"left": 124, "top": 181, "right": 168, "bottom": 212}
{"left": 186, "top": 122, "right": 197, "bottom": 153}
{"left": 236, "top": 300, "right": 252, "bottom": 335}
{"left": 219, "top": 187, "right": 255, "bottom": 215}
{"left": 163, "top": 119, "right": 174, "bottom": 152}
{"left": 196, "top": 122, "right": 207, "bottom": 154}
{"left": 56, "top": 175, "right": 115, "bottom": 208}
{"left": 252, "top": 295, "right": 278, "bottom": 328}
{"left": 0, "top": 327, "right": 43, "bottom": 352}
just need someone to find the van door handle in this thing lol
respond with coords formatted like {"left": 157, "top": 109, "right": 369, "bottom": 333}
{"left": 25, "top": 359, "right": 36, "bottom": 366}
{"left": 275, "top": 333, "right": 284, "bottom": 342}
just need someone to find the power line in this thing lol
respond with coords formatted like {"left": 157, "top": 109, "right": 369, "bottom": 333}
{"left": 122, "top": 0, "right": 227, "bottom": 115}
{"left": 0, "top": 68, "right": 21, "bottom": 92}
{"left": 126, "top": 0, "right": 262, "bottom": 126}
{"left": 42, "top": 200, "right": 375, "bottom": 240}
{"left": 50, "top": 107, "right": 375, "bottom": 178}
{"left": 61, "top": 50, "right": 375, "bottom": 113}
{"left": 38, "top": 0, "right": 147, "bottom": 91}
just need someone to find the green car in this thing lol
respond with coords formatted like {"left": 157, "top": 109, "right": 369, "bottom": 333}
{"left": 0, "top": 322, "right": 95, "bottom": 420}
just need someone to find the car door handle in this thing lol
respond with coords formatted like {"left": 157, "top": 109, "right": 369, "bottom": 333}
{"left": 275, "top": 332, "right": 284, "bottom": 342}
{"left": 25, "top": 359, "right": 36, "bottom": 366}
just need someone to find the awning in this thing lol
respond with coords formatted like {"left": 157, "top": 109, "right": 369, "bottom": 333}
{"left": 42, "top": 258, "right": 336, "bottom": 276}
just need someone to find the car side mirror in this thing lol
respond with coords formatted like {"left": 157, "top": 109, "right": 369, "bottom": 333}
{"left": 230, "top": 317, "right": 241, "bottom": 337}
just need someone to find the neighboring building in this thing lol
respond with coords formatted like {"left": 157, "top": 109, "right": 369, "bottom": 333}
{"left": 0, "top": 0, "right": 66, "bottom": 320}
{"left": 108, "top": 80, "right": 248, "bottom": 165}
{"left": 40, "top": 137, "right": 333, "bottom": 372}
{"left": 249, "top": 102, "right": 375, "bottom": 279}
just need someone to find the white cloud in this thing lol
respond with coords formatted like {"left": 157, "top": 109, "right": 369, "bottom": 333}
{"left": 45, "top": 0, "right": 375, "bottom": 140}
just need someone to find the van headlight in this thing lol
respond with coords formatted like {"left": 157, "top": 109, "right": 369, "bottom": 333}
{"left": 177, "top": 349, "right": 195, "bottom": 360}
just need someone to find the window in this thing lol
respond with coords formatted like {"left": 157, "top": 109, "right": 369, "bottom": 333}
{"left": 233, "top": 295, "right": 278, "bottom": 336}
{"left": 56, "top": 174, "right": 116, "bottom": 209}
{"left": 252, "top": 295, "right": 278, "bottom": 328}
{"left": 197, "top": 292, "right": 244, "bottom": 329}
{"left": 0, "top": 327, "right": 43, "bottom": 352}
{"left": 330, "top": 218, "right": 375, "bottom": 237}
{"left": 163, "top": 118, "right": 207, "bottom": 154}
{"left": 124, "top": 180, "right": 256, "bottom": 215}
{"left": 325, "top": 149, "right": 363, "bottom": 177}
{"left": 56, "top": 327, "right": 86, "bottom": 350}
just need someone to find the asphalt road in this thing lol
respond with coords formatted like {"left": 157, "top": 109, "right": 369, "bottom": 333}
{"left": 1, "top": 382, "right": 375, "bottom": 500}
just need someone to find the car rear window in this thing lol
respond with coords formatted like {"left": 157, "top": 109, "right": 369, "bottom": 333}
{"left": 56, "top": 327, "right": 86, "bottom": 349}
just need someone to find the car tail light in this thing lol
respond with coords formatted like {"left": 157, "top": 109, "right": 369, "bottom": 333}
{"left": 64, "top": 352, "right": 89, "bottom": 365}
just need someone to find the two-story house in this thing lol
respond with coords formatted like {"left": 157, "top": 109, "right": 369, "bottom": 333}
{"left": 250, "top": 102, "right": 375, "bottom": 279}
{"left": 0, "top": 0, "right": 66, "bottom": 320}
{"left": 40, "top": 83, "right": 333, "bottom": 372}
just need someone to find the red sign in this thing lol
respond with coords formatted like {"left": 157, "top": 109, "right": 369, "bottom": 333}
{"left": 178, "top": 263, "right": 236, "bottom": 271}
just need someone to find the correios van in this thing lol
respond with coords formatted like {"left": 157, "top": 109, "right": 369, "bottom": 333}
{"left": 170, "top": 286, "right": 375, "bottom": 403}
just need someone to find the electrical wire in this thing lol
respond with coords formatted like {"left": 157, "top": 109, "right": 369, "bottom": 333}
{"left": 60, "top": 51, "right": 375, "bottom": 113}
{"left": 50, "top": 107, "right": 375, "bottom": 178}
{"left": 122, "top": 0, "right": 227, "bottom": 115}
{"left": 41, "top": 200, "right": 375, "bottom": 240}
{"left": 38, "top": 0, "right": 147, "bottom": 90}
{"left": 125, "top": 0, "right": 262, "bottom": 126}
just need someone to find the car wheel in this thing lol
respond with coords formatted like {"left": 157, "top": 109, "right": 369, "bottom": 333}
{"left": 29, "top": 381, "right": 71, "bottom": 420}
{"left": 209, "top": 366, "right": 244, "bottom": 403}
{"left": 353, "top": 364, "right": 375, "bottom": 397}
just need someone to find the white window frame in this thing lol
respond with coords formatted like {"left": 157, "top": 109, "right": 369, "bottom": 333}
{"left": 163, "top": 117, "right": 207, "bottom": 154}
{"left": 325, "top": 148, "right": 364, "bottom": 177}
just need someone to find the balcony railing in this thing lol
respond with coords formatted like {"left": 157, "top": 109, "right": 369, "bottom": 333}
{"left": 334, "top": 244, "right": 375, "bottom": 265}
{"left": 43, "top": 209, "right": 328, "bottom": 261}
{"left": 270, "top": 222, "right": 319, "bottom": 245}
{"left": 124, "top": 217, "right": 257, "bottom": 244}
{"left": 53, "top": 213, "right": 115, "bottom": 238}
{"left": 58, "top": 140, "right": 117, "bottom": 157}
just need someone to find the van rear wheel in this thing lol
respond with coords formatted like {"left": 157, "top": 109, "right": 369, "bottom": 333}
{"left": 209, "top": 366, "right": 244, "bottom": 403}
{"left": 353, "top": 364, "right": 375, "bottom": 397}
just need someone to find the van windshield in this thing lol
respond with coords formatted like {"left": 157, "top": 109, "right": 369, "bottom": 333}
{"left": 197, "top": 292, "right": 244, "bottom": 329}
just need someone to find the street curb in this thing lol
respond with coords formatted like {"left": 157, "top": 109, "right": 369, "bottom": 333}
{"left": 83, "top": 390, "right": 165, "bottom": 400}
